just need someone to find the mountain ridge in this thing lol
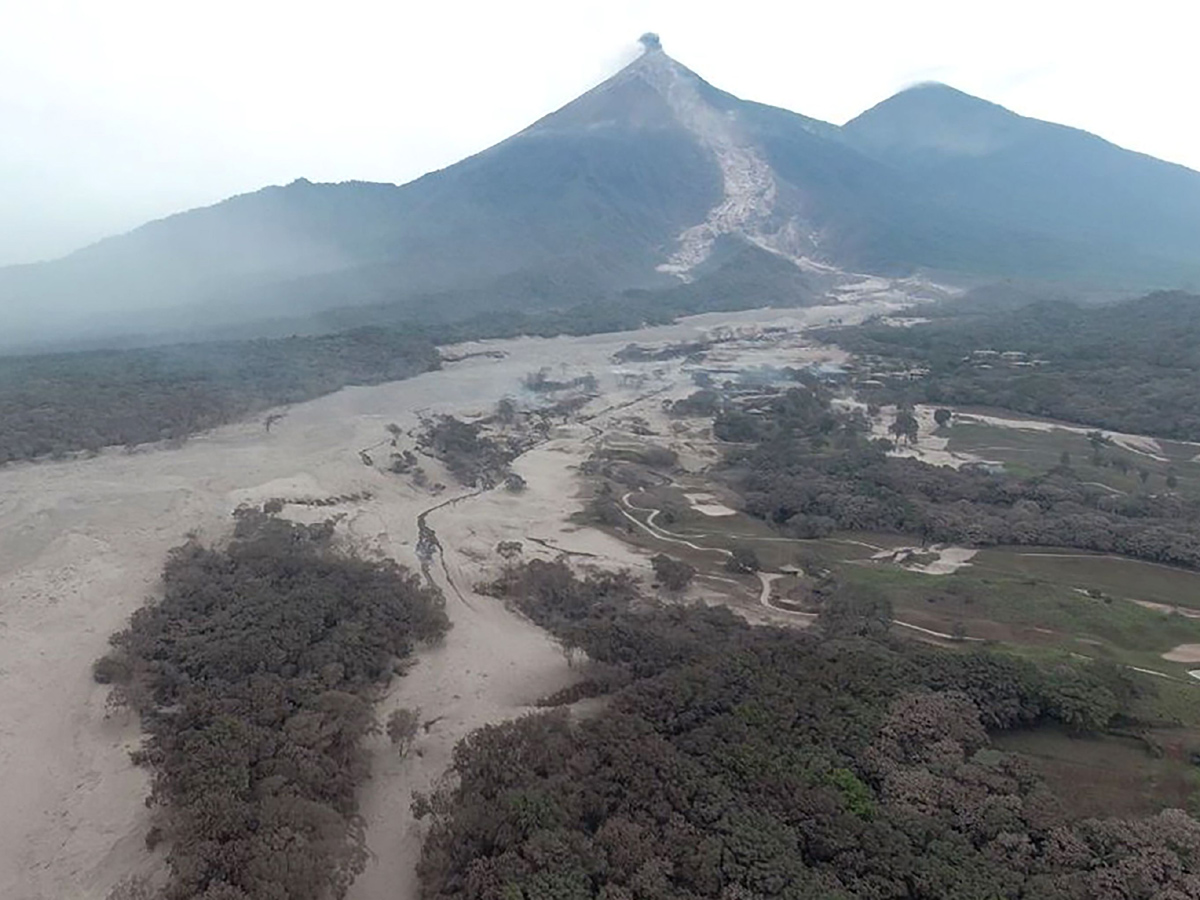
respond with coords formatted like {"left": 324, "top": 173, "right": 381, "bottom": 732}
{"left": 3, "top": 40, "right": 1199, "bottom": 348}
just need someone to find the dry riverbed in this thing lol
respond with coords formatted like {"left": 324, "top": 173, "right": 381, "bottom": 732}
{"left": 0, "top": 299, "right": 902, "bottom": 899}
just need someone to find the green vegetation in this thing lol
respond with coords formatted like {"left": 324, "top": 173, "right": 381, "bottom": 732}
{"left": 586, "top": 468, "right": 1200, "bottom": 674}
{"left": 973, "top": 549, "right": 1200, "bottom": 611}
{"left": 825, "top": 290, "right": 1200, "bottom": 441}
{"left": 707, "top": 382, "right": 1200, "bottom": 571}
{"left": 418, "top": 559, "right": 1200, "bottom": 899}
{"left": 839, "top": 563, "right": 1200, "bottom": 671}
{"left": 993, "top": 728, "right": 1200, "bottom": 820}
{"left": 95, "top": 507, "right": 448, "bottom": 900}
{"left": 942, "top": 418, "right": 1200, "bottom": 496}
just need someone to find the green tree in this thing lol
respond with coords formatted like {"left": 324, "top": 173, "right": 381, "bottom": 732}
{"left": 819, "top": 583, "right": 892, "bottom": 638}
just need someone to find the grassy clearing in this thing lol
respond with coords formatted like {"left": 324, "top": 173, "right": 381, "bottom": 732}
{"left": 993, "top": 726, "right": 1200, "bottom": 819}
{"left": 945, "top": 418, "right": 1200, "bottom": 495}
{"left": 608, "top": 479, "right": 1200, "bottom": 677}
{"left": 1133, "top": 678, "right": 1200, "bottom": 728}
{"left": 837, "top": 562, "right": 1200, "bottom": 669}
{"left": 975, "top": 547, "right": 1200, "bottom": 611}
{"left": 616, "top": 514, "right": 1200, "bottom": 675}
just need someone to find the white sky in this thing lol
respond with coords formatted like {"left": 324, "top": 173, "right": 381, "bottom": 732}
{"left": 2, "top": 0, "right": 1198, "bottom": 266}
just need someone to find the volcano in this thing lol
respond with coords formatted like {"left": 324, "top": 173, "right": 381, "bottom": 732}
{"left": 5, "top": 36, "right": 1200, "bottom": 346}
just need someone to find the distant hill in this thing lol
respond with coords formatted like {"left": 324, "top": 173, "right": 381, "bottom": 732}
{"left": 4, "top": 39, "right": 1199, "bottom": 347}
{"left": 841, "top": 84, "right": 1200, "bottom": 282}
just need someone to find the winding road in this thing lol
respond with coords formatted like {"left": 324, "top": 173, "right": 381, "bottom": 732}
{"left": 616, "top": 486, "right": 999, "bottom": 638}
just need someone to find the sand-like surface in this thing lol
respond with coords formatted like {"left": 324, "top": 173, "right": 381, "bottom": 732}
{"left": 869, "top": 404, "right": 999, "bottom": 469}
{"left": 1162, "top": 644, "right": 1200, "bottom": 664}
{"left": 684, "top": 492, "right": 738, "bottom": 517}
{"left": 871, "top": 545, "right": 978, "bottom": 575}
{"left": 1132, "top": 599, "right": 1200, "bottom": 620}
{"left": 953, "top": 410, "right": 1183, "bottom": 462}
{"left": 1, "top": 297, "right": 909, "bottom": 900}
{"left": 867, "top": 403, "right": 1196, "bottom": 471}
{"left": 14, "top": 286, "right": 1196, "bottom": 897}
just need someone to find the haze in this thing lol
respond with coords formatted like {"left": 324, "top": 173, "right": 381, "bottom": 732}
{"left": 3, "top": 0, "right": 1198, "bottom": 267}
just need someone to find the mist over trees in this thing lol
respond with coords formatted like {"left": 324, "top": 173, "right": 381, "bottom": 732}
{"left": 0, "top": 242, "right": 823, "bottom": 468}
{"left": 0, "top": 329, "right": 439, "bottom": 464}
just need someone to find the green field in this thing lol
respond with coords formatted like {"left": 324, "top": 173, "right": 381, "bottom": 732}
{"left": 994, "top": 726, "right": 1200, "bottom": 818}
{"left": 973, "top": 547, "right": 1200, "bottom": 611}
{"left": 598, "top": 467, "right": 1200, "bottom": 822}
{"left": 943, "top": 414, "right": 1200, "bottom": 495}
{"left": 614, "top": 483, "right": 1200, "bottom": 676}
{"left": 839, "top": 561, "right": 1200, "bottom": 676}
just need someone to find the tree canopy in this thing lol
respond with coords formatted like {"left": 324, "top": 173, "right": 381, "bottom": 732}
{"left": 420, "top": 560, "right": 1197, "bottom": 900}
{"left": 96, "top": 508, "right": 448, "bottom": 900}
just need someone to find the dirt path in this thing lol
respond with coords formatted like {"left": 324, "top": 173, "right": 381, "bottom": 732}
{"left": 755, "top": 572, "right": 818, "bottom": 619}
{"left": 617, "top": 488, "right": 985, "bottom": 634}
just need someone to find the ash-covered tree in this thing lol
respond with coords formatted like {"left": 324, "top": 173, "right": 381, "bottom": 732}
{"left": 651, "top": 553, "right": 696, "bottom": 593}
{"left": 387, "top": 707, "right": 421, "bottom": 758}
{"left": 94, "top": 508, "right": 448, "bottom": 900}
{"left": 890, "top": 408, "right": 920, "bottom": 445}
{"left": 725, "top": 546, "right": 760, "bottom": 574}
{"left": 418, "top": 562, "right": 1200, "bottom": 900}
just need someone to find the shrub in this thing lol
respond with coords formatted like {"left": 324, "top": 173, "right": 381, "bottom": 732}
{"left": 651, "top": 554, "right": 696, "bottom": 592}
